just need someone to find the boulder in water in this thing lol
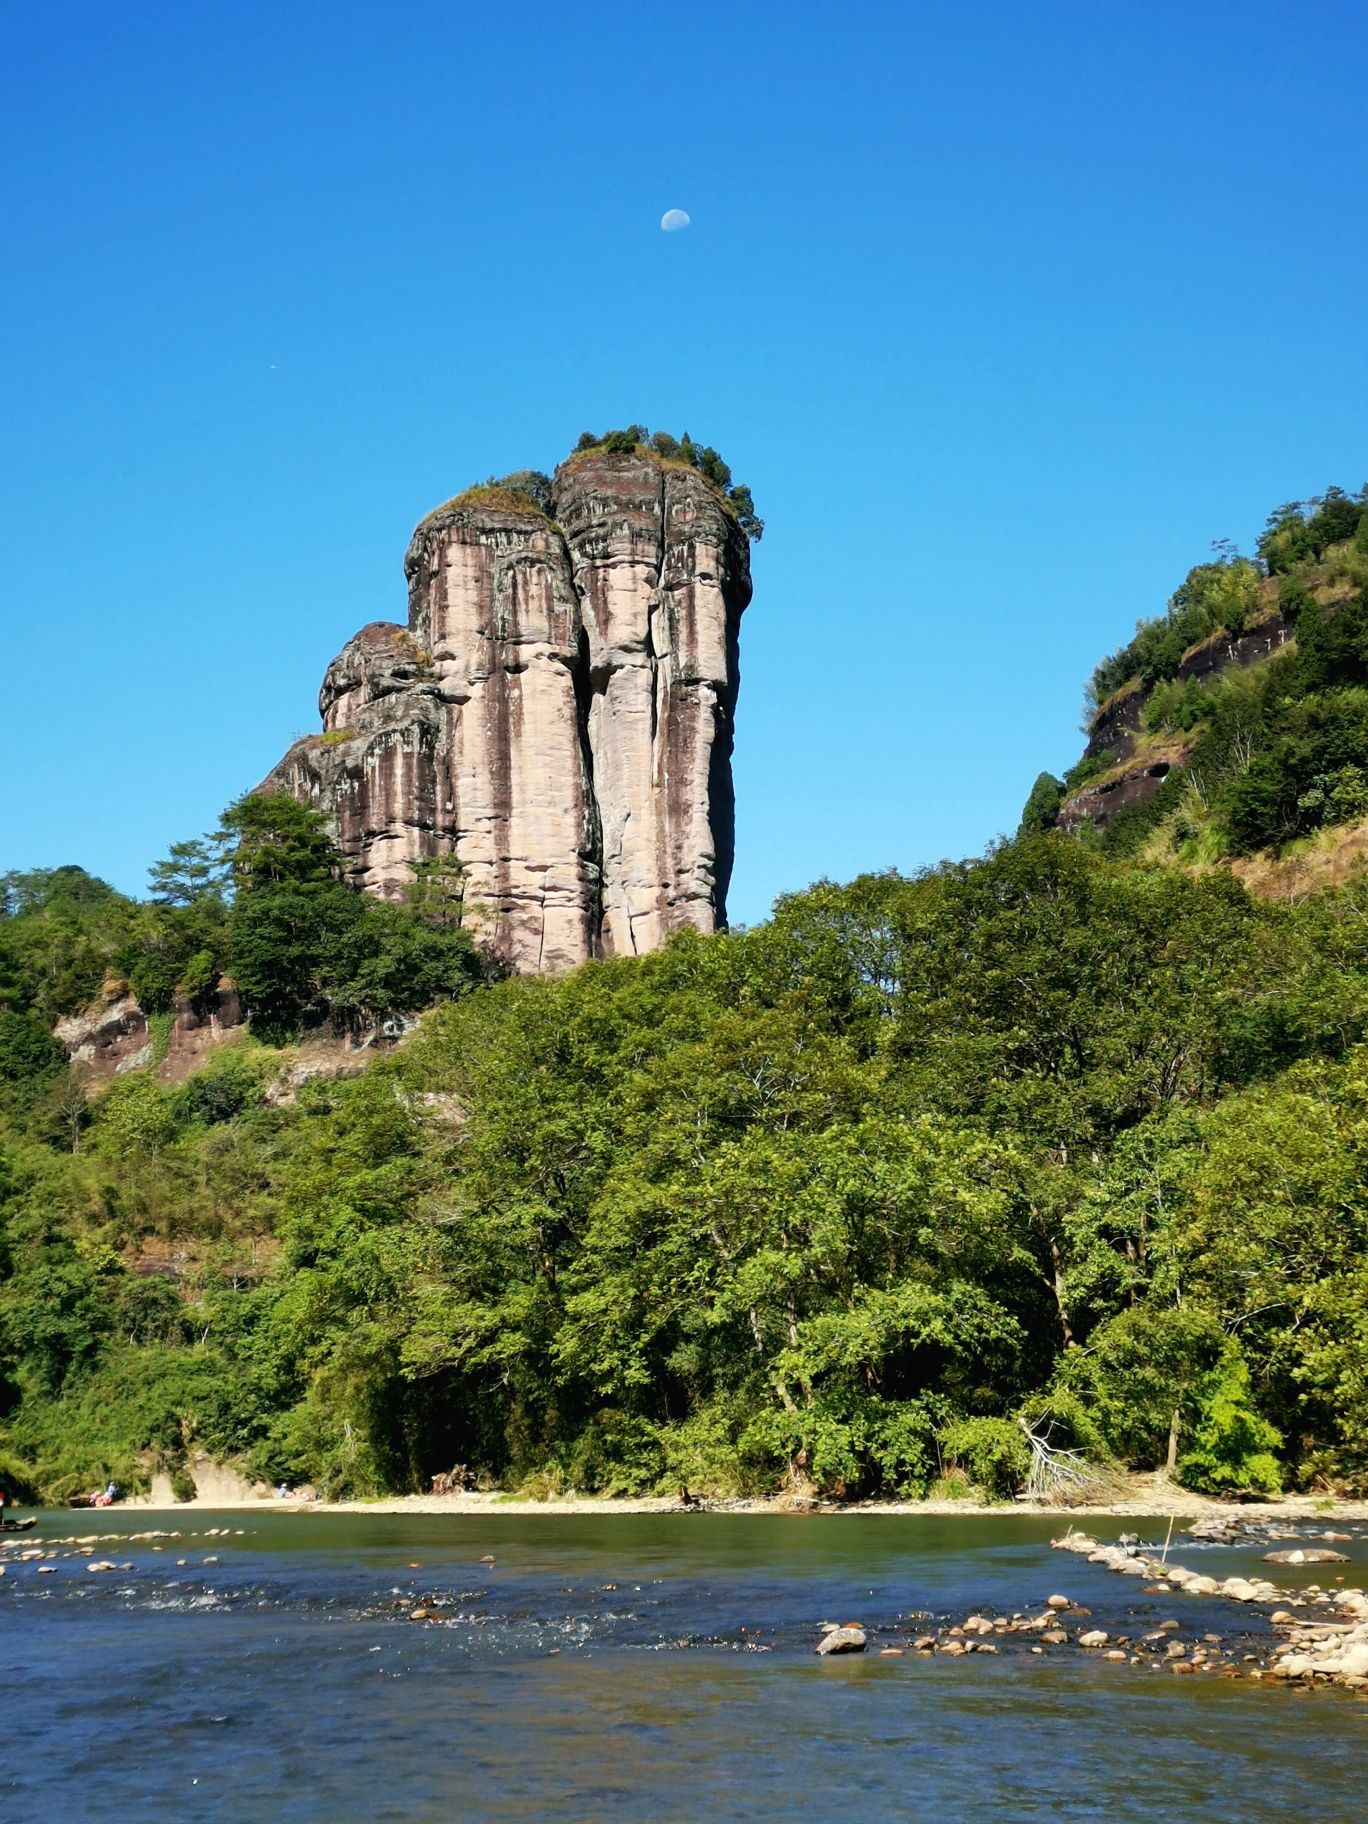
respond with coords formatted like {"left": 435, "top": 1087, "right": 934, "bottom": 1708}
{"left": 815, "top": 1625, "right": 867, "bottom": 1656}
{"left": 1263, "top": 1548, "right": 1350, "bottom": 1564}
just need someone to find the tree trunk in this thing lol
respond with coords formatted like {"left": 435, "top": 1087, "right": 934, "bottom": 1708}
{"left": 1050, "top": 1242, "right": 1074, "bottom": 1347}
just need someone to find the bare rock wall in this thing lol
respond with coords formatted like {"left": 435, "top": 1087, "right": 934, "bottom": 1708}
{"left": 260, "top": 451, "right": 751, "bottom": 971}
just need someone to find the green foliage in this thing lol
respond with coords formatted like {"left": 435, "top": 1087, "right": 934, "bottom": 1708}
{"left": 573, "top": 428, "right": 764, "bottom": 539}
{"left": 8, "top": 818, "right": 1368, "bottom": 1500}
{"left": 213, "top": 798, "right": 481, "bottom": 1040}
{"left": 220, "top": 793, "right": 341, "bottom": 897}
{"left": 938, "top": 1416, "right": 1030, "bottom": 1499}
{"left": 0, "top": 1012, "right": 66, "bottom": 1112}
{"left": 0, "top": 867, "right": 137, "bottom": 1020}
{"left": 1144, "top": 676, "right": 1210, "bottom": 733}
{"left": 1088, "top": 553, "right": 1264, "bottom": 709}
{"left": 1222, "top": 683, "right": 1368, "bottom": 853}
{"left": 1073, "top": 485, "right": 1368, "bottom": 864}
{"left": 1018, "top": 772, "right": 1063, "bottom": 835}
{"left": 1176, "top": 1344, "right": 1283, "bottom": 1495}
{"left": 1258, "top": 487, "right": 1368, "bottom": 574}
{"left": 1062, "top": 749, "right": 1115, "bottom": 792}
{"left": 1057, "top": 1304, "right": 1226, "bottom": 1465}
{"left": 147, "top": 839, "right": 229, "bottom": 908}
{"left": 179, "top": 948, "right": 219, "bottom": 1015}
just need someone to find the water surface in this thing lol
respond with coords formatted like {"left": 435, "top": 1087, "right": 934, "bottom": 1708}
{"left": 5, "top": 1510, "right": 1365, "bottom": 1821}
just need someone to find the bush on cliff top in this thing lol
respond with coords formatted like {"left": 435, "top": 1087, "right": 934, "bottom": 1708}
{"left": 573, "top": 427, "right": 764, "bottom": 540}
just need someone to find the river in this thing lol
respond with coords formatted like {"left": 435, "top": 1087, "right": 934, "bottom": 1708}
{"left": 5, "top": 1510, "right": 1365, "bottom": 1821}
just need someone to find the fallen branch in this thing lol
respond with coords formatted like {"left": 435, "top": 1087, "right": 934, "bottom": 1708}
{"left": 1018, "top": 1413, "right": 1121, "bottom": 1505}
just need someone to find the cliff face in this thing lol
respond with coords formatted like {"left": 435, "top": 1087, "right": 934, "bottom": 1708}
{"left": 261, "top": 450, "right": 752, "bottom": 972}
{"left": 1060, "top": 604, "right": 1295, "bottom": 833}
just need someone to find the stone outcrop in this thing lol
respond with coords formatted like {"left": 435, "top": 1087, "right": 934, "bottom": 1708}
{"left": 1061, "top": 604, "right": 1296, "bottom": 834}
{"left": 54, "top": 979, "right": 245, "bottom": 1084}
{"left": 261, "top": 449, "right": 752, "bottom": 972}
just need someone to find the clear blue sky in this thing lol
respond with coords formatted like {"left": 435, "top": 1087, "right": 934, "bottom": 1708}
{"left": 4, "top": 0, "right": 1366, "bottom": 925}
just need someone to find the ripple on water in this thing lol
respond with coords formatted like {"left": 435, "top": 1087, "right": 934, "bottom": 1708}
{"left": 5, "top": 1512, "right": 1367, "bottom": 1822}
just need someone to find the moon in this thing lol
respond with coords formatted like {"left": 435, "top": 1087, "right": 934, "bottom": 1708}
{"left": 660, "top": 209, "right": 691, "bottom": 233}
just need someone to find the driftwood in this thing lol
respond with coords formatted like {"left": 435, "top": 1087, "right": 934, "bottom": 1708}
{"left": 1018, "top": 1414, "right": 1121, "bottom": 1504}
{"left": 430, "top": 1465, "right": 474, "bottom": 1495}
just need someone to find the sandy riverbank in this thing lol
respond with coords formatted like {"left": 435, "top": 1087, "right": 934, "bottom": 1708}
{"left": 117, "top": 1470, "right": 1368, "bottom": 1522}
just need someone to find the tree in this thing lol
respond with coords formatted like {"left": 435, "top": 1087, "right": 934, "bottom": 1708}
{"left": 1018, "top": 772, "right": 1064, "bottom": 836}
{"left": 324, "top": 900, "right": 480, "bottom": 1032}
{"left": 219, "top": 795, "right": 339, "bottom": 896}
{"left": 228, "top": 882, "right": 362, "bottom": 1038}
{"left": 404, "top": 856, "right": 471, "bottom": 931}
{"left": 1225, "top": 755, "right": 1295, "bottom": 853}
{"left": 0, "top": 1012, "right": 66, "bottom": 1109}
{"left": 1177, "top": 1343, "right": 1282, "bottom": 1494}
{"left": 1056, "top": 1303, "right": 1227, "bottom": 1469}
{"left": 147, "top": 839, "right": 229, "bottom": 907}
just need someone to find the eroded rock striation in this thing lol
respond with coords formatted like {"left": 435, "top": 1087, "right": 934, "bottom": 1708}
{"left": 261, "top": 448, "right": 752, "bottom": 971}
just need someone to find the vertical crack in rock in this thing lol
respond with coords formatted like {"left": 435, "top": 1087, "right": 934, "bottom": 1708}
{"left": 570, "top": 616, "right": 605, "bottom": 957}
{"left": 259, "top": 449, "right": 751, "bottom": 972}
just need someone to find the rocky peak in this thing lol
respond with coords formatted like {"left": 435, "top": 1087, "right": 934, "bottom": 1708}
{"left": 260, "top": 443, "right": 753, "bottom": 972}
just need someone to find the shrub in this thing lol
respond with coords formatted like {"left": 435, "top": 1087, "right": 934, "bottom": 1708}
{"left": 0, "top": 1012, "right": 66, "bottom": 1109}
{"left": 1018, "top": 773, "right": 1063, "bottom": 836}
{"left": 1177, "top": 1345, "right": 1282, "bottom": 1496}
{"left": 939, "top": 1417, "right": 1030, "bottom": 1500}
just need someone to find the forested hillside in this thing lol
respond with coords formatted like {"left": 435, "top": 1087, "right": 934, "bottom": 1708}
{"left": 1024, "top": 486, "right": 1368, "bottom": 870}
{"left": 5, "top": 816, "right": 1368, "bottom": 1502}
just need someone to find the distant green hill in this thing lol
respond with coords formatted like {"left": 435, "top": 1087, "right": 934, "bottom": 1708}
{"left": 1025, "top": 486, "right": 1368, "bottom": 874}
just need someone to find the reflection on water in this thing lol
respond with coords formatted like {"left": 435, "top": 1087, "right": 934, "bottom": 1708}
{"left": 5, "top": 1512, "right": 1366, "bottom": 1822}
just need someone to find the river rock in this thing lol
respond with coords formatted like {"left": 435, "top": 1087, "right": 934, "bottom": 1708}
{"left": 1220, "top": 1577, "right": 1261, "bottom": 1601}
{"left": 1263, "top": 1549, "right": 1350, "bottom": 1564}
{"left": 815, "top": 1625, "right": 867, "bottom": 1655}
{"left": 1187, "top": 1518, "right": 1240, "bottom": 1542}
{"left": 1078, "top": 1630, "right": 1109, "bottom": 1648}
